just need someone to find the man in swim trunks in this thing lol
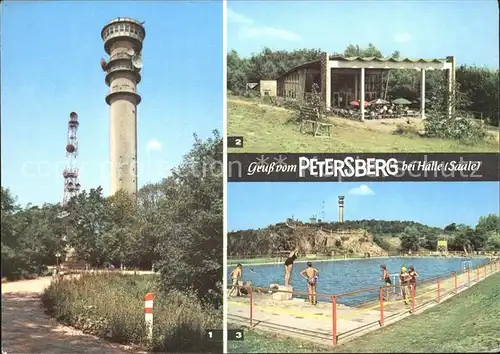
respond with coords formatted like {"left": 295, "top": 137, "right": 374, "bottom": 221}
{"left": 229, "top": 264, "right": 242, "bottom": 297}
{"left": 380, "top": 264, "right": 391, "bottom": 301}
{"left": 300, "top": 262, "right": 319, "bottom": 305}
{"left": 284, "top": 248, "right": 299, "bottom": 287}
{"left": 399, "top": 266, "right": 411, "bottom": 305}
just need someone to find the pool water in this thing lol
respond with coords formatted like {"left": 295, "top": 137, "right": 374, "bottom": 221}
{"left": 227, "top": 257, "right": 489, "bottom": 306}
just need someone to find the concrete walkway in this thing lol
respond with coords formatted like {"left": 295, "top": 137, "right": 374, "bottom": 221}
{"left": 228, "top": 262, "right": 499, "bottom": 345}
{"left": 1, "top": 276, "right": 144, "bottom": 354}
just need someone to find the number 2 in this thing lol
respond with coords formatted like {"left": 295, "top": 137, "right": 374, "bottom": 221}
{"left": 235, "top": 138, "right": 242, "bottom": 146}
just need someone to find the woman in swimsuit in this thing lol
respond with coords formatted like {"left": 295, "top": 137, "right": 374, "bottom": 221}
{"left": 284, "top": 248, "right": 299, "bottom": 287}
{"left": 380, "top": 264, "right": 391, "bottom": 301}
{"left": 408, "top": 265, "right": 419, "bottom": 294}
{"left": 300, "top": 262, "right": 319, "bottom": 305}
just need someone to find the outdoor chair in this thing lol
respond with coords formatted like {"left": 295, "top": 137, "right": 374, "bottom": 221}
{"left": 298, "top": 105, "right": 333, "bottom": 138}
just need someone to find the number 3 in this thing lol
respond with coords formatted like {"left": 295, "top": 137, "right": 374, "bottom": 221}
{"left": 236, "top": 331, "right": 242, "bottom": 339}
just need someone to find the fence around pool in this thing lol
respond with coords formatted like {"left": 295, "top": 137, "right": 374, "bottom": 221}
{"left": 227, "top": 259, "right": 499, "bottom": 346}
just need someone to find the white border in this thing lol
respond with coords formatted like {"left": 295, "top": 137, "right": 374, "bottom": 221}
{"left": 222, "top": 0, "right": 228, "bottom": 352}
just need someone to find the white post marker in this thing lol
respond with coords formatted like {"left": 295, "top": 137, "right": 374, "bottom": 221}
{"left": 144, "top": 292, "right": 154, "bottom": 341}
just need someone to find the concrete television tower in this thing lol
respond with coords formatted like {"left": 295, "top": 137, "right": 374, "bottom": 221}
{"left": 101, "top": 18, "right": 146, "bottom": 195}
{"left": 338, "top": 196, "right": 345, "bottom": 223}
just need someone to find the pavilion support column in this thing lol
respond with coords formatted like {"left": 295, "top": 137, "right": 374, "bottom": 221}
{"left": 354, "top": 75, "right": 358, "bottom": 101}
{"left": 325, "top": 62, "right": 332, "bottom": 111}
{"left": 360, "top": 68, "right": 365, "bottom": 121}
{"left": 420, "top": 69, "right": 426, "bottom": 120}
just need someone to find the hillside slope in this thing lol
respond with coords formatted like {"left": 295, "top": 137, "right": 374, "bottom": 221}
{"left": 228, "top": 223, "right": 387, "bottom": 256}
{"left": 227, "top": 99, "right": 499, "bottom": 153}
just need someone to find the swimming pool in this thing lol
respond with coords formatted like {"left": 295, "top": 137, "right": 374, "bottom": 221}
{"left": 228, "top": 257, "right": 489, "bottom": 306}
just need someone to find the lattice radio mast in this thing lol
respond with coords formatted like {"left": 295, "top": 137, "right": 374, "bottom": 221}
{"left": 62, "top": 112, "right": 81, "bottom": 205}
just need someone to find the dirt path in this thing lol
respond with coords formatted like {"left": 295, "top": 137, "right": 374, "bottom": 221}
{"left": 1, "top": 277, "right": 139, "bottom": 354}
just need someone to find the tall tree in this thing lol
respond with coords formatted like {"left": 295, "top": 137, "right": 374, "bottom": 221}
{"left": 155, "top": 130, "right": 223, "bottom": 300}
{"left": 67, "top": 187, "right": 111, "bottom": 265}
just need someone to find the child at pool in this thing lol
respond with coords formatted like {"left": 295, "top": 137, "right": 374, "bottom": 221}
{"left": 399, "top": 266, "right": 411, "bottom": 305}
{"left": 300, "top": 262, "right": 319, "bottom": 305}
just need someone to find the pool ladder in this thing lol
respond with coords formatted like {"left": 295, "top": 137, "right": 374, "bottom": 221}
{"left": 390, "top": 273, "right": 400, "bottom": 293}
{"left": 462, "top": 260, "right": 472, "bottom": 271}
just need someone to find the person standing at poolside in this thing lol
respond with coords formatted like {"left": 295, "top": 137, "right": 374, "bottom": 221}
{"left": 380, "top": 264, "right": 391, "bottom": 300}
{"left": 229, "top": 264, "right": 243, "bottom": 297}
{"left": 300, "top": 262, "right": 319, "bottom": 305}
{"left": 284, "top": 248, "right": 299, "bottom": 287}
{"left": 399, "top": 266, "right": 411, "bottom": 305}
{"left": 408, "top": 265, "right": 419, "bottom": 294}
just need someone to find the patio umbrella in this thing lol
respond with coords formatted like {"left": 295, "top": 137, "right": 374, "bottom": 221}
{"left": 370, "top": 98, "right": 389, "bottom": 105}
{"left": 350, "top": 100, "right": 370, "bottom": 107}
{"left": 392, "top": 98, "right": 412, "bottom": 105}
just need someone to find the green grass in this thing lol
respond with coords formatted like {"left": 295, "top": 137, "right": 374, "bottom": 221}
{"left": 227, "top": 99, "right": 499, "bottom": 153}
{"left": 229, "top": 272, "right": 500, "bottom": 353}
{"left": 42, "top": 273, "right": 222, "bottom": 353}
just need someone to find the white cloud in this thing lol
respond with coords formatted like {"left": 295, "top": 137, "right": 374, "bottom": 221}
{"left": 146, "top": 139, "right": 162, "bottom": 152}
{"left": 348, "top": 185, "right": 375, "bottom": 196}
{"left": 227, "top": 8, "right": 254, "bottom": 25}
{"left": 228, "top": 8, "right": 301, "bottom": 42}
{"left": 393, "top": 32, "right": 412, "bottom": 44}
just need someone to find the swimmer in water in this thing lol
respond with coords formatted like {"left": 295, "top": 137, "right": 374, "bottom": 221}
{"left": 284, "top": 248, "right": 299, "bottom": 287}
{"left": 300, "top": 262, "right": 319, "bottom": 305}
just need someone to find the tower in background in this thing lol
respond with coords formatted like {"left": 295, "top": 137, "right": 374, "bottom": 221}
{"left": 61, "top": 112, "right": 84, "bottom": 270}
{"left": 338, "top": 196, "right": 345, "bottom": 223}
{"left": 101, "top": 18, "right": 146, "bottom": 196}
{"left": 63, "top": 112, "right": 81, "bottom": 205}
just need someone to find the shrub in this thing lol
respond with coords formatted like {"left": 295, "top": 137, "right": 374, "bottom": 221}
{"left": 393, "top": 123, "right": 421, "bottom": 137}
{"left": 373, "top": 235, "right": 392, "bottom": 251}
{"left": 42, "top": 273, "right": 222, "bottom": 353}
{"left": 424, "top": 114, "right": 487, "bottom": 142}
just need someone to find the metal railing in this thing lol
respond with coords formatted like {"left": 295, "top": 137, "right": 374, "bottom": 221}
{"left": 228, "top": 260, "right": 499, "bottom": 346}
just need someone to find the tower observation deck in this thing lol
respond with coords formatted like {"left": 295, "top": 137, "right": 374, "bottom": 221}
{"left": 101, "top": 17, "right": 145, "bottom": 196}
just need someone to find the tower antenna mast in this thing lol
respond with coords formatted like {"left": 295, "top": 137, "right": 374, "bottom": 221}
{"left": 63, "top": 112, "right": 81, "bottom": 205}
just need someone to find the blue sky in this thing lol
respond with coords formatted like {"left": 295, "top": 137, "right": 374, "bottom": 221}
{"left": 1, "top": 1, "right": 222, "bottom": 206}
{"left": 227, "top": 1, "right": 499, "bottom": 67}
{"left": 227, "top": 182, "right": 500, "bottom": 231}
